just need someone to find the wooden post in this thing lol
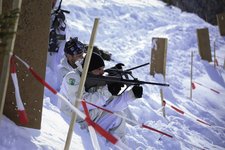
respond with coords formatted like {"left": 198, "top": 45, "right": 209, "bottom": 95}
{"left": 0, "top": 0, "right": 1, "bottom": 61}
{"left": 160, "top": 71, "right": 166, "bottom": 118}
{"left": 0, "top": 0, "right": 22, "bottom": 123}
{"left": 223, "top": 57, "right": 225, "bottom": 70}
{"left": 196, "top": 28, "right": 212, "bottom": 62}
{"left": 150, "top": 38, "right": 167, "bottom": 117}
{"left": 217, "top": 13, "right": 225, "bottom": 36}
{"left": 190, "top": 51, "right": 193, "bottom": 100}
{"left": 150, "top": 38, "right": 168, "bottom": 76}
{"left": 64, "top": 18, "right": 100, "bottom": 150}
{"left": 214, "top": 40, "right": 216, "bottom": 68}
{"left": 0, "top": 0, "right": 2, "bottom": 14}
{"left": 2, "top": 0, "right": 51, "bottom": 129}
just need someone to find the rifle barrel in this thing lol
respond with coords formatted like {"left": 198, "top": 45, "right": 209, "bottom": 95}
{"left": 58, "top": 0, "right": 63, "bottom": 11}
{"left": 125, "top": 63, "right": 150, "bottom": 71}
{"left": 136, "top": 80, "right": 169, "bottom": 86}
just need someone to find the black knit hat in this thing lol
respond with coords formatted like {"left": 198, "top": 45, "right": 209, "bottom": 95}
{"left": 64, "top": 37, "right": 85, "bottom": 55}
{"left": 83, "top": 52, "right": 105, "bottom": 72}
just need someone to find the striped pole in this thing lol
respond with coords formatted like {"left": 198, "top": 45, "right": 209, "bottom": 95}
{"left": 64, "top": 18, "right": 100, "bottom": 150}
{"left": 223, "top": 57, "right": 225, "bottom": 70}
{"left": 10, "top": 56, "right": 28, "bottom": 125}
{"left": 190, "top": 51, "right": 193, "bottom": 100}
{"left": 213, "top": 40, "right": 219, "bottom": 67}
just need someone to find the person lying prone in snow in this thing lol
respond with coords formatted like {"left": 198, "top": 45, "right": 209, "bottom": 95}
{"left": 58, "top": 52, "right": 143, "bottom": 139}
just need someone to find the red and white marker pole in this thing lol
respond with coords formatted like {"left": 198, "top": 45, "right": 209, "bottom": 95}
{"left": 10, "top": 55, "right": 28, "bottom": 125}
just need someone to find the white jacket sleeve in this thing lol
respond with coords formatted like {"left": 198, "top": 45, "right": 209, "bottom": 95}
{"left": 61, "top": 71, "right": 80, "bottom": 105}
{"left": 60, "top": 70, "right": 112, "bottom": 111}
{"left": 58, "top": 70, "right": 80, "bottom": 115}
{"left": 57, "top": 65, "right": 68, "bottom": 89}
{"left": 82, "top": 85, "right": 112, "bottom": 110}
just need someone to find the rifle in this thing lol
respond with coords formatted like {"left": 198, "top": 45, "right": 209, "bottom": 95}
{"left": 49, "top": 0, "right": 70, "bottom": 53}
{"left": 54, "top": 0, "right": 70, "bottom": 14}
{"left": 87, "top": 74, "right": 169, "bottom": 87}
{"left": 85, "top": 63, "right": 169, "bottom": 94}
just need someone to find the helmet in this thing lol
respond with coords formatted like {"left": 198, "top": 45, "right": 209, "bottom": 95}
{"left": 64, "top": 37, "right": 85, "bottom": 55}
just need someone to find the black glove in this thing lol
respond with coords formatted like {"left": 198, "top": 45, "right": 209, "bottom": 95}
{"left": 108, "top": 83, "right": 124, "bottom": 95}
{"left": 106, "top": 63, "right": 125, "bottom": 95}
{"left": 132, "top": 85, "right": 143, "bottom": 98}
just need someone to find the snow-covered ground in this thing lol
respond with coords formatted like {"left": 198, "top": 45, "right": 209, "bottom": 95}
{"left": 1, "top": 0, "right": 225, "bottom": 149}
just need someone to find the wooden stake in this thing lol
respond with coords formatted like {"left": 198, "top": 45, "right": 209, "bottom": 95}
{"left": 0, "top": 0, "right": 22, "bottom": 123}
{"left": 160, "top": 72, "right": 166, "bottom": 117}
{"left": 160, "top": 38, "right": 167, "bottom": 117}
{"left": 214, "top": 40, "right": 216, "bottom": 68}
{"left": 160, "top": 88, "right": 166, "bottom": 117}
{"left": 190, "top": 51, "right": 193, "bottom": 100}
{"left": 223, "top": 57, "right": 225, "bottom": 70}
{"left": 64, "top": 18, "right": 100, "bottom": 150}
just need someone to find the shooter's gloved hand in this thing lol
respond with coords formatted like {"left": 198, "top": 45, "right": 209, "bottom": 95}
{"left": 106, "top": 63, "right": 125, "bottom": 95}
{"left": 108, "top": 82, "right": 124, "bottom": 96}
{"left": 132, "top": 85, "right": 143, "bottom": 98}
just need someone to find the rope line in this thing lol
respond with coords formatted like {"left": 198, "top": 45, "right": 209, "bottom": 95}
{"left": 13, "top": 54, "right": 207, "bottom": 150}
{"left": 163, "top": 99, "right": 211, "bottom": 127}
{"left": 193, "top": 81, "right": 225, "bottom": 96}
{"left": 84, "top": 100, "right": 173, "bottom": 138}
{"left": 82, "top": 101, "right": 118, "bottom": 144}
{"left": 14, "top": 54, "right": 126, "bottom": 149}
{"left": 83, "top": 100, "right": 206, "bottom": 149}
